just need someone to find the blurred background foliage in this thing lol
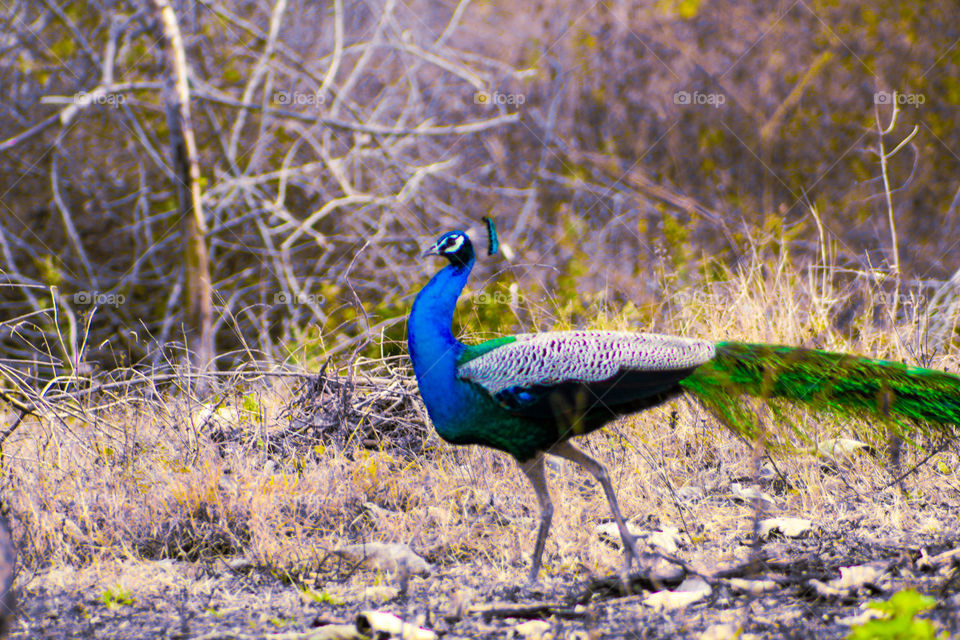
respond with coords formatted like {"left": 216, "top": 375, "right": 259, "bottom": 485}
{"left": 0, "top": 0, "right": 957, "bottom": 374}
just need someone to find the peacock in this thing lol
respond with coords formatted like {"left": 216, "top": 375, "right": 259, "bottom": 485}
{"left": 407, "top": 221, "right": 960, "bottom": 581}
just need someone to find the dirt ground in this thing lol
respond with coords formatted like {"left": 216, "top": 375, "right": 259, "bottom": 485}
{"left": 11, "top": 496, "right": 960, "bottom": 639}
{"left": 4, "top": 359, "right": 959, "bottom": 639}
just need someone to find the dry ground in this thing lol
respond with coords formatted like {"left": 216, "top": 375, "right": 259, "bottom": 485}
{"left": 4, "top": 369, "right": 960, "bottom": 639}
{"left": 3, "top": 267, "right": 960, "bottom": 638}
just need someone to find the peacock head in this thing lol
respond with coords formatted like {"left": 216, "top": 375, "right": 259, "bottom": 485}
{"left": 422, "top": 230, "right": 474, "bottom": 268}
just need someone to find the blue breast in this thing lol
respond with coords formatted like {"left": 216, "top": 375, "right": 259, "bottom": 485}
{"left": 408, "top": 253, "right": 566, "bottom": 460}
{"left": 408, "top": 260, "right": 479, "bottom": 442}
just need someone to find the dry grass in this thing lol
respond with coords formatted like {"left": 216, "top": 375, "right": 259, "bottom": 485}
{"left": 2, "top": 257, "right": 959, "bottom": 637}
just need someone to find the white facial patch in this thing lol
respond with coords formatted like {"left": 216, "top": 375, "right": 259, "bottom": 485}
{"left": 442, "top": 234, "right": 465, "bottom": 254}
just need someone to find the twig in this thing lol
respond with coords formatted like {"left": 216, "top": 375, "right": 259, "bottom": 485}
{"left": 874, "top": 90, "right": 919, "bottom": 280}
{"left": 880, "top": 438, "right": 953, "bottom": 491}
{"left": 40, "top": 0, "right": 100, "bottom": 65}
{"left": 227, "top": 0, "right": 288, "bottom": 165}
{"left": 0, "top": 391, "right": 36, "bottom": 417}
{"left": 0, "top": 411, "right": 26, "bottom": 448}
{"left": 51, "top": 153, "right": 98, "bottom": 289}
{"left": 193, "top": 90, "right": 521, "bottom": 135}
{"left": 466, "top": 601, "right": 588, "bottom": 621}
{"left": 317, "top": 0, "right": 344, "bottom": 100}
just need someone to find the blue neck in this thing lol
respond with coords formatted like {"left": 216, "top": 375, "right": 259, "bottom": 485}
{"left": 408, "top": 257, "right": 473, "bottom": 429}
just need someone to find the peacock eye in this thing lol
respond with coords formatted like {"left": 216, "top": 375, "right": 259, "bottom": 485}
{"left": 441, "top": 234, "right": 464, "bottom": 253}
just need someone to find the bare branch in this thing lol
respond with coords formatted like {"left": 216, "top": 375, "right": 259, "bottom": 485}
{"left": 227, "top": 0, "right": 288, "bottom": 166}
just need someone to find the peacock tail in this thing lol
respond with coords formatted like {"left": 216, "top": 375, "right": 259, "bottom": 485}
{"left": 680, "top": 342, "right": 960, "bottom": 442}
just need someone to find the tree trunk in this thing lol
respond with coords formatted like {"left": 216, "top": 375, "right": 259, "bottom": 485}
{"left": 153, "top": 0, "right": 215, "bottom": 386}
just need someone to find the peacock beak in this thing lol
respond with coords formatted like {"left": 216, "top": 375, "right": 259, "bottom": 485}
{"left": 421, "top": 244, "right": 440, "bottom": 258}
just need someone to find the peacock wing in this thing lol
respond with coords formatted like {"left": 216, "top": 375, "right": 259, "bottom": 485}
{"left": 457, "top": 331, "right": 715, "bottom": 415}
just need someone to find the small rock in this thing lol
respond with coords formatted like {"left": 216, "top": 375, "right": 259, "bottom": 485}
{"left": 809, "top": 561, "right": 889, "bottom": 599}
{"left": 833, "top": 562, "right": 888, "bottom": 591}
{"left": 361, "top": 502, "right": 395, "bottom": 522}
{"left": 225, "top": 557, "right": 256, "bottom": 572}
{"left": 312, "top": 624, "right": 364, "bottom": 640}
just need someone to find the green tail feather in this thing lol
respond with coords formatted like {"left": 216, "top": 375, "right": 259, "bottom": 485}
{"left": 680, "top": 342, "right": 960, "bottom": 441}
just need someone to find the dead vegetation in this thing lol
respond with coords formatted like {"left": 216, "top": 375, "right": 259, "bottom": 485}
{"left": 0, "top": 260, "right": 958, "bottom": 638}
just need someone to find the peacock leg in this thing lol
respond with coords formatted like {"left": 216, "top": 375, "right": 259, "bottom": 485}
{"left": 518, "top": 453, "right": 554, "bottom": 582}
{"left": 548, "top": 440, "right": 642, "bottom": 572}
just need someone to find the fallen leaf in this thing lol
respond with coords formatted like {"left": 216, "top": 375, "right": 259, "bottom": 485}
{"left": 334, "top": 543, "right": 431, "bottom": 577}
{"left": 700, "top": 623, "right": 740, "bottom": 640}
{"left": 730, "top": 483, "right": 775, "bottom": 506}
{"left": 834, "top": 563, "right": 886, "bottom": 590}
{"left": 759, "top": 518, "right": 812, "bottom": 539}
{"left": 595, "top": 523, "right": 683, "bottom": 554}
{"left": 512, "top": 619, "right": 551, "bottom": 639}
{"left": 676, "top": 486, "right": 705, "bottom": 503}
{"left": 311, "top": 623, "right": 364, "bottom": 640}
{"left": 361, "top": 585, "right": 399, "bottom": 602}
{"left": 643, "top": 576, "right": 711, "bottom": 611}
{"left": 836, "top": 608, "right": 885, "bottom": 626}
{"left": 357, "top": 610, "right": 437, "bottom": 640}
{"left": 727, "top": 578, "right": 779, "bottom": 595}
{"left": 813, "top": 438, "right": 870, "bottom": 459}
{"left": 917, "top": 546, "right": 960, "bottom": 572}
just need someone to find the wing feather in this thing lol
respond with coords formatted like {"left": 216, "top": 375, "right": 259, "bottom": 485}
{"left": 457, "top": 330, "right": 715, "bottom": 401}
